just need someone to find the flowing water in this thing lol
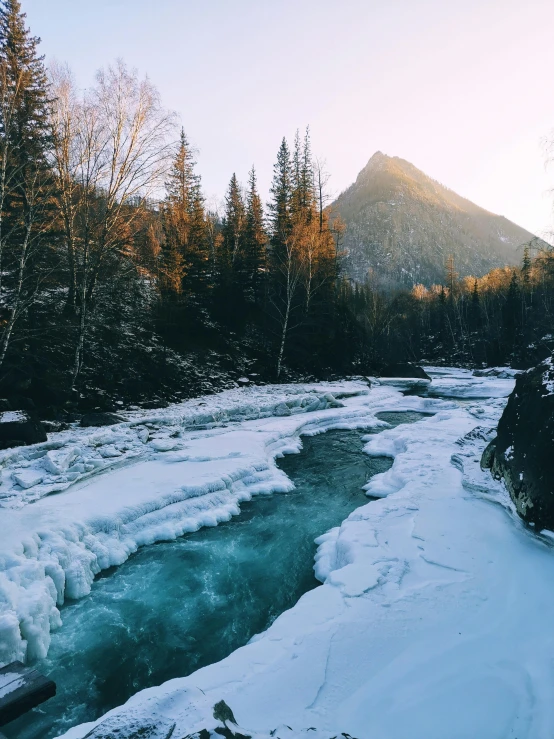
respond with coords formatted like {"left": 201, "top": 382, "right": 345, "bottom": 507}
{"left": 5, "top": 411, "right": 428, "bottom": 739}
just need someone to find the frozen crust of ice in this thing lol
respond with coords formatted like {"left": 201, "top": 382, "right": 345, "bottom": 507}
{"left": 0, "top": 380, "right": 449, "bottom": 670}
{"left": 54, "top": 368, "right": 554, "bottom": 739}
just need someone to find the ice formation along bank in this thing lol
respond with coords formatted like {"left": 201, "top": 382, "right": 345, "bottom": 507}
{"left": 4, "top": 368, "right": 551, "bottom": 739}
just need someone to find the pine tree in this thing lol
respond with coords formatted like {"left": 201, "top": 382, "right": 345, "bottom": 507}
{"left": 438, "top": 285, "right": 448, "bottom": 344}
{"left": 291, "top": 129, "right": 302, "bottom": 216}
{"left": 522, "top": 243, "right": 531, "bottom": 290}
{"left": 300, "top": 126, "right": 314, "bottom": 214}
{"left": 162, "top": 129, "right": 208, "bottom": 299}
{"left": 0, "top": 0, "right": 51, "bottom": 176}
{"left": 0, "top": 0, "right": 53, "bottom": 368}
{"left": 502, "top": 271, "right": 521, "bottom": 359}
{"left": 445, "top": 254, "right": 458, "bottom": 302}
{"left": 243, "top": 167, "right": 266, "bottom": 305}
{"left": 470, "top": 278, "right": 481, "bottom": 328}
{"left": 222, "top": 173, "right": 245, "bottom": 267}
{"left": 290, "top": 127, "right": 315, "bottom": 220}
{"left": 268, "top": 137, "right": 292, "bottom": 255}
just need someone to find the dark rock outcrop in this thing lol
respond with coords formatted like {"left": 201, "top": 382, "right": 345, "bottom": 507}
{"left": 481, "top": 358, "right": 554, "bottom": 528}
{"left": 80, "top": 412, "right": 125, "bottom": 428}
{"left": 380, "top": 363, "right": 431, "bottom": 380}
{"left": 0, "top": 411, "right": 47, "bottom": 449}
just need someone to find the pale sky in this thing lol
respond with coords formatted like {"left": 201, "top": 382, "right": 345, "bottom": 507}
{"left": 25, "top": 0, "right": 554, "bottom": 237}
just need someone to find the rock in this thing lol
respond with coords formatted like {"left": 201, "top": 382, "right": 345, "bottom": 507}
{"left": 482, "top": 357, "right": 554, "bottom": 529}
{"left": 379, "top": 363, "right": 431, "bottom": 380}
{"left": 41, "top": 420, "right": 70, "bottom": 433}
{"left": 0, "top": 410, "right": 47, "bottom": 449}
{"left": 80, "top": 412, "right": 124, "bottom": 428}
{"left": 140, "top": 399, "right": 169, "bottom": 409}
{"left": 6, "top": 394, "right": 35, "bottom": 411}
{"left": 213, "top": 699, "right": 237, "bottom": 725}
{"left": 480, "top": 438, "right": 496, "bottom": 470}
{"left": 237, "top": 377, "right": 250, "bottom": 386}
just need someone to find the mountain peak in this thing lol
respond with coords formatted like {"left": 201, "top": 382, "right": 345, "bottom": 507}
{"left": 363, "top": 151, "right": 390, "bottom": 169}
{"left": 331, "top": 154, "right": 535, "bottom": 289}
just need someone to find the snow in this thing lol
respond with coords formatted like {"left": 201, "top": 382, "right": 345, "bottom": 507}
{"left": 0, "top": 411, "right": 28, "bottom": 423}
{"left": 541, "top": 356, "right": 554, "bottom": 395}
{"left": 424, "top": 366, "right": 515, "bottom": 399}
{"left": 0, "top": 380, "right": 450, "bottom": 670}
{"left": 6, "top": 367, "right": 554, "bottom": 739}
{"left": 0, "top": 670, "right": 25, "bottom": 699}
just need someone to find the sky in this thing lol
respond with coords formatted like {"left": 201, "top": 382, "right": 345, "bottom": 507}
{"left": 24, "top": 0, "right": 554, "bottom": 237}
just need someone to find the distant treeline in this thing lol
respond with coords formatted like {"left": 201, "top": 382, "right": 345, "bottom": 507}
{"left": 337, "top": 246, "right": 554, "bottom": 371}
{"left": 0, "top": 0, "right": 552, "bottom": 415}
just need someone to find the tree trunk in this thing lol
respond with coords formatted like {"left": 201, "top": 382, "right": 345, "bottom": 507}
{"left": 0, "top": 218, "right": 32, "bottom": 369}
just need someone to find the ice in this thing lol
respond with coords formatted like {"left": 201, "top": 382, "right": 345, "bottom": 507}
{"left": 0, "top": 672, "right": 25, "bottom": 699}
{"left": 12, "top": 470, "right": 45, "bottom": 489}
{"left": 1, "top": 381, "right": 437, "bottom": 671}
{"left": 9, "top": 369, "right": 554, "bottom": 739}
{"left": 7, "top": 427, "right": 397, "bottom": 739}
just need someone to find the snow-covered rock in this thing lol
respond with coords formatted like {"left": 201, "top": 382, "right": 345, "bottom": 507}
{"left": 482, "top": 357, "right": 554, "bottom": 528}
{"left": 0, "top": 410, "right": 47, "bottom": 448}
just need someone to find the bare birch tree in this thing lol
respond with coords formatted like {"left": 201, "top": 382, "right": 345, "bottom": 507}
{"left": 59, "top": 60, "right": 177, "bottom": 386}
{"left": 270, "top": 221, "right": 304, "bottom": 378}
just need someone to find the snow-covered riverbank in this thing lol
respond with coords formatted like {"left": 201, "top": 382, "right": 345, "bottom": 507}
{"left": 0, "top": 379, "right": 454, "bottom": 669}
{"left": 6, "top": 368, "right": 549, "bottom": 739}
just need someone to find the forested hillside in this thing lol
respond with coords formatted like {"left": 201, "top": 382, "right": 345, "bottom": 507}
{"left": 332, "top": 152, "right": 537, "bottom": 289}
{"left": 0, "top": 0, "right": 553, "bottom": 421}
{"left": 0, "top": 1, "right": 344, "bottom": 416}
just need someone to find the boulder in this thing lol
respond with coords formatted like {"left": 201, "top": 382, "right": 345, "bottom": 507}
{"left": 379, "top": 363, "right": 431, "bottom": 380}
{"left": 0, "top": 410, "right": 47, "bottom": 449}
{"left": 481, "top": 357, "right": 554, "bottom": 529}
{"left": 80, "top": 412, "right": 124, "bottom": 428}
{"left": 140, "top": 399, "right": 169, "bottom": 409}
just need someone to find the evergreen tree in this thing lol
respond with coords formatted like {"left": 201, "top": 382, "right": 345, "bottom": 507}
{"left": 522, "top": 243, "right": 532, "bottom": 288}
{"left": 268, "top": 137, "right": 292, "bottom": 255}
{"left": 243, "top": 166, "right": 266, "bottom": 305}
{"left": 438, "top": 285, "right": 448, "bottom": 344}
{"left": 0, "top": 0, "right": 53, "bottom": 368}
{"left": 300, "top": 126, "right": 314, "bottom": 214}
{"left": 0, "top": 0, "right": 51, "bottom": 176}
{"left": 445, "top": 254, "right": 458, "bottom": 303}
{"left": 162, "top": 129, "right": 208, "bottom": 300}
{"left": 470, "top": 278, "right": 481, "bottom": 329}
{"left": 291, "top": 129, "right": 302, "bottom": 216}
{"left": 221, "top": 173, "right": 245, "bottom": 267}
{"left": 502, "top": 271, "right": 521, "bottom": 359}
{"left": 290, "top": 126, "right": 314, "bottom": 220}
